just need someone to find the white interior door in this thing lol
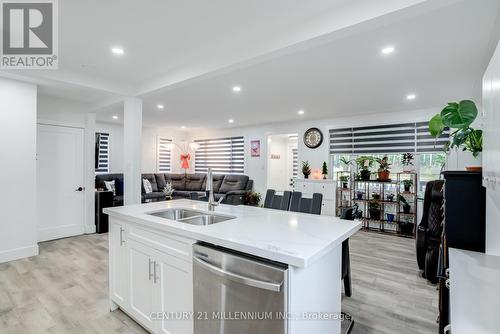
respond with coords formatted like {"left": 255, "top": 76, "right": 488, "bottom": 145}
{"left": 37, "top": 124, "right": 85, "bottom": 242}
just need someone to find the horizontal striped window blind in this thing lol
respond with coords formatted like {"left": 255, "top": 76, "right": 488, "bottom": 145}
{"left": 329, "top": 122, "right": 449, "bottom": 155}
{"left": 194, "top": 136, "right": 245, "bottom": 174}
{"left": 415, "top": 122, "right": 450, "bottom": 153}
{"left": 95, "top": 132, "right": 109, "bottom": 173}
{"left": 157, "top": 137, "right": 172, "bottom": 172}
{"left": 292, "top": 148, "right": 298, "bottom": 178}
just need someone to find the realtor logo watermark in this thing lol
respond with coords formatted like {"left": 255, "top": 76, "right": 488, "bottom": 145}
{"left": 1, "top": 0, "right": 58, "bottom": 69}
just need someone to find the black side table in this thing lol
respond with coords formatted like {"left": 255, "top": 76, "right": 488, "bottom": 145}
{"left": 95, "top": 190, "right": 113, "bottom": 233}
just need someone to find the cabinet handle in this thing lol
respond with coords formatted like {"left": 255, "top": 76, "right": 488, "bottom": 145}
{"left": 153, "top": 261, "right": 159, "bottom": 284}
{"left": 119, "top": 227, "right": 125, "bottom": 246}
{"left": 148, "top": 258, "right": 154, "bottom": 281}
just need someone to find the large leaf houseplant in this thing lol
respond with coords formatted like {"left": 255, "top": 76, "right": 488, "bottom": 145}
{"left": 429, "top": 100, "right": 482, "bottom": 168}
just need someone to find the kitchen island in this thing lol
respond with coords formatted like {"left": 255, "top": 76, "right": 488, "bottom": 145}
{"left": 104, "top": 199, "right": 361, "bottom": 334}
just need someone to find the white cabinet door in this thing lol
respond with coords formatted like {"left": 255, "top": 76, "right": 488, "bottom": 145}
{"left": 315, "top": 183, "right": 335, "bottom": 200}
{"left": 128, "top": 239, "right": 156, "bottom": 332}
{"left": 321, "top": 199, "right": 336, "bottom": 216}
{"left": 109, "top": 221, "right": 128, "bottom": 307}
{"left": 154, "top": 251, "right": 193, "bottom": 334}
{"left": 296, "top": 180, "right": 313, "bottom": 195}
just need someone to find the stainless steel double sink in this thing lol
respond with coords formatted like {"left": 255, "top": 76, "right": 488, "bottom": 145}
{"left": 147, "top": 208, "right": 235, "bottom": 226}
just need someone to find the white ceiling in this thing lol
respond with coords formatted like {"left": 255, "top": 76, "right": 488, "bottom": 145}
{"left": 2, "top": 0, "right": 429, "bottom": 96}
{"left": 97, "top": 0, "right": 500, "bottom": 128}
{"left": 1, "top": 0, "right": 499, "bottom": 129}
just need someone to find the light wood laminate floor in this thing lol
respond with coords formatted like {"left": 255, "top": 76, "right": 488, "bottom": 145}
{"left": 0, "top": 232, "right": 437, "bottom": 334}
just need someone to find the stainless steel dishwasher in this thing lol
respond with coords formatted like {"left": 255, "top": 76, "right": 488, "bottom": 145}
{"left": 193, "top": 243, "right": 288, "bottom": 334}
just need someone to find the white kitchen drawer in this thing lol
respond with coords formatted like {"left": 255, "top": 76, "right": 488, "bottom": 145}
{"left": 128, "top": 225, "right": 195, "bottom": 262}
{"left": 296, "top": 181, "right": 314, "bottom": 194}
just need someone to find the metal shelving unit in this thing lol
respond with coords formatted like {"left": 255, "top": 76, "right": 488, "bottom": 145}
{"left": 335, "top": 171, "right": 418, "bottom": 238}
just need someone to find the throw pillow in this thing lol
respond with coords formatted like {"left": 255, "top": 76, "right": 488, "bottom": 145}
{"left": 115, "top": 178, "right": 124, "bottom": 196}
{"left": 143, "top": 178, "right": 153, "bottom": 194}
{"left": 104, "top": 180, "right": 116, "bottom": 195}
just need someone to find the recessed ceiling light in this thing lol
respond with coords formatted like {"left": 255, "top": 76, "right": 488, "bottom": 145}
{"left": 406, "top": 94, "right": 416, "bottom": 100}
{"left": 157, "top": 104, "right": 164, "bottom": 110}
{"left": 232, "top": 86, "right": 241, "bottom": 92}
{"left": 228, "top": 119, "right": 235, "bottom": 124}
{"left": 297, "top": 110, "right": 305, "bottom": 115}
{"left": 112, "top": 115, "right": 118, "bottom": 120}
{"left": 111, "top": 47, "right": 124, "bottom": 55}
{"left": 181, "top": 125, "right": 186, "bottom": 129}
{"left": 381, "top": 46, "right": 395, "bottom": 55}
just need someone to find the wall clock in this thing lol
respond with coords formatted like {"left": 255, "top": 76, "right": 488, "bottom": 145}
{"left": 303, "top": 127, "right": 323, "bottom": 149}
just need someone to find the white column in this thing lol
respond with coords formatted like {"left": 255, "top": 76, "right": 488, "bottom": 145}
{"left": 84, "top": 112, "right": 96, "bottom": 233}
{"left": 124, "top": 97, "right": 143, "bottom": 205}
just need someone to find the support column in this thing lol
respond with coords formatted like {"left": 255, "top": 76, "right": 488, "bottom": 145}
{"left": 124, "top": 97, "right": 143, "bottom": 205}
{"left": 85, "top": 112, "right": 97, "bottom": 233}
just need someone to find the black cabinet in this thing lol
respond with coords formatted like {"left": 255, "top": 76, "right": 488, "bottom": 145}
{"left": 443, "top": 171, "right": 486, "bottom": 253}
{"left": 95, "top": 191, "right": 113, "bottom": 233}
{"left": 438, "top": 171, "right": 486, "bottom": 332}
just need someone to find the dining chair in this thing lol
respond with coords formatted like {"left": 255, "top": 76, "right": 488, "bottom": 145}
{"left": 263, "top": 189, "right": 292, "bottom": 211}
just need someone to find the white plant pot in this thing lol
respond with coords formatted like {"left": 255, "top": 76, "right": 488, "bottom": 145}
{"left": 403, "top": 166, "right": 415, "bottom": 173}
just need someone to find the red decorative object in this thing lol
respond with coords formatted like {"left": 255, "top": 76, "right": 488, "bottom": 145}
{"left": 180, "top": 153, "right": 190, "bottom": 170}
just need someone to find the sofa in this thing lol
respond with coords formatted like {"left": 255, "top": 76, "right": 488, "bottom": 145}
{"left": 95, "top": 173, "right": 253, "bottom": 233}
{"left": 95, "top": 172, "right": 253, "bottom": 205}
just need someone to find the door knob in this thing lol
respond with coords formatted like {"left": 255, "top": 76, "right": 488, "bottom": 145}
{"left": 75, "top": 187, "right": 84, "bottom": 192}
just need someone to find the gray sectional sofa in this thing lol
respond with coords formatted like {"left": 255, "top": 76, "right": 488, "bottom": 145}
{"left": 95, "top": 172, "right": 253, "bottom": 206}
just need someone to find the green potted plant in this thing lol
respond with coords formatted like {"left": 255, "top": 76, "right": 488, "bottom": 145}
{"left": 401, "top": 153, "right": 414, "bottom": 172}
{"left": 371, "top": 193, "right": 381, "bottom": 200}
{"left": 244, "top": 191, "right": 262, "bottom": 206}
{"left": 402, "top": 179, "right": 413, "bottom": 192}
{"left": 321, "top": 161, "right": 328, "bottom": 179}
{"left": 368, "top": 201, "right": 382, "bottom": 220}
{"left": 339, "top": 157, "right": 353, "bottom": 171}
{"left": 387, "top": 192, "right": 395, "bottom": 202}
{"left": 429, "top": 100, "right": 482, "bottom": 170}
{"left": 398, "top": 194, "right": 412, "bottom": 214}
{"left": 356, "top": 156, "right": 374, "bottom": 181}
{"left": 339, "top": 175, "right": 349, "bottom": 188}
{"left": 376, "top": 156, "right": 391, "bottom": 181}
{"left": 301, "top": 160, "right": 311, "bottom": 179}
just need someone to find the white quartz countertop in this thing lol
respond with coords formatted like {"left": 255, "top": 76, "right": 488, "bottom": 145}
{"left": 104, "top": 199, "right": 361, "bottom": 268}
{"left": 449, "top": 248, "right": 500, "bottom": 334}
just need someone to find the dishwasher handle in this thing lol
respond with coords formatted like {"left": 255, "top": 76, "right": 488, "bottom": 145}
{"left": 193, "top": 255, "right": 282, "bottom": 292}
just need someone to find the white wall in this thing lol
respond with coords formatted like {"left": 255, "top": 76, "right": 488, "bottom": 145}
{"left": 37, "top": 95, "right": 88, "bottom": 126}
{"left": 96, "top": 122, "right": 189, "bottom": 174}
{"left": 188, "top": 108, "right": 439, "bottom": 195}
{"left": 0, "top": 78, "right": 38, "bottom": 263}
{"left": 483, "top": 41, "right": 500, "bottom": 256}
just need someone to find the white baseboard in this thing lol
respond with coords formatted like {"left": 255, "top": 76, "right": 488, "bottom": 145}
{"left": 0, "top": 244, "right": 39, "bottom": 264}
{"left": 85, "top": 225, "right": 96, "bottom": 234}
{"left": 37, "top": 224, "right": 85, "bottom": 243}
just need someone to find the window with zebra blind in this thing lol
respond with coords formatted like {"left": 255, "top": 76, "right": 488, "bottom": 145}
{"left": 157, "top": 137, "right": 172, "bottom": 172}
{"left": 95, "top": 132, "right": 110, "bottom": 173}
{"left": 194, "top": 136, "right": 245, "bottom": 174}
{"left": 329, "top": 122, "right": 449, "bottom": 155}
{"left": 292, "top": 148, "right": 298, "bottom": 178}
